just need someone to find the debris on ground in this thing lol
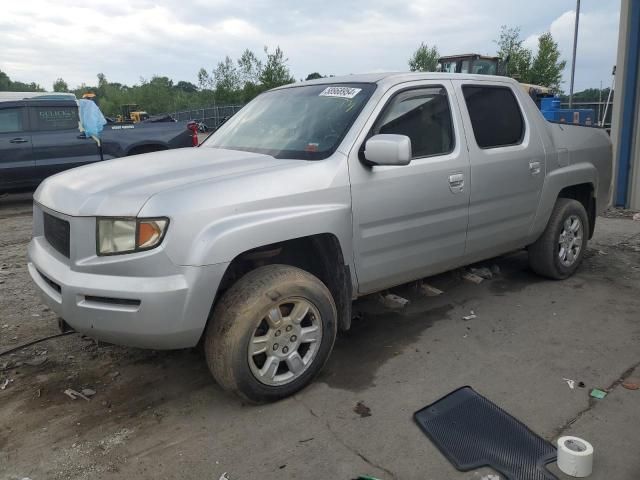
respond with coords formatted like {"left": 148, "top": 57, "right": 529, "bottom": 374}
{"left": 622, "top": 378, "right": 640, "bottom": 390}
{"left": 354, "top": 401, "right": 372, "bottom": 418}
{"left": 24, "top": 356, "right": 48, "bottom": 367}
{"left": 218, "top": 473, "right": 229, "bottom": 480}
{"left": 354, "top": 476, "right": 382, "bottom": 480}
{"left": 462, "top": 272, "right": 484, "bottom": 284}
{"left": 418, "top": 282, "right": 443, "bottom": 297}
{"left": 81, "top": 388, "right": 97, "bottom": 397}
{"left": 379, "top": 293, "right": 409, "bottom": 309}
{"left": 563, "top": 378, "right": 576, "bottom": 389}
{"left": 64, "top": 388, "right": 91, "bottom": 401}
{"left": 470, "top": 267, "right": 493, "bottom": 280}
{"left": 471, "top": 474, "right": 501, "bottom": 480}
{"left": 578, "top": 381, "right": 586, "bottom": 388}
{"left": 490, "top": 264, "right": 501, "bottom": 275}
{"left": 589, "top": 388, "right": 607, "bottom": 399}
{"left": 1, "top": 378, "right": 13, "bottom": 390}
{"left": 633, "top": 212, "right": 640, "bottom": 221}
{"left": 604, "top": 208, "right": 639, "bottom": 219}
{"left": 462, "top": 310, "right": 477, "bottom": 321}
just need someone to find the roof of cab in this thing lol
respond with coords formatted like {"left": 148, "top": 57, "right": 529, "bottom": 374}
{"left": 0, "top": 91, "right": 77, "bottom": 102}
{"left": 276, "top": 72, "right": 519, "bottom": 90}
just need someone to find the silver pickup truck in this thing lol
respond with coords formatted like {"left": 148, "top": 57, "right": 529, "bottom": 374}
{"left": 28, "top": 73, "right": 612, "bottom": 402}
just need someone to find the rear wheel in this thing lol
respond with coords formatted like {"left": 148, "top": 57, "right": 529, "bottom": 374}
{"left": 528, "top": 198, "right": 589, "bottom": 279}
{"left": 204, "top": 265, "right": 337, "bottom": 403}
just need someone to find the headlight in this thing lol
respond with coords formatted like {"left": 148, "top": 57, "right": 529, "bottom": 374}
{"left": 97, "top": 217, "right": 169, "bottom": 255}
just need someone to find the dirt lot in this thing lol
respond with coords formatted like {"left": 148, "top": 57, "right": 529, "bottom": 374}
{"left": 1, "top": 193, "right": 639, "bottom": 480}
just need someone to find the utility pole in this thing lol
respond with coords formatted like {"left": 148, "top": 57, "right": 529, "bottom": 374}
{"left": 568, "top": 0, "right": 581, "bottom": 108}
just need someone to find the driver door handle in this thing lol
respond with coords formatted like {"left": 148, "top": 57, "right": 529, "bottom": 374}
{"left": 9, "top": 137, "right": 29, "bottom": 144}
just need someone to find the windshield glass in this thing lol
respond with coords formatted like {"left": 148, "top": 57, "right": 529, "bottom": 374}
{"left": 202, "top": 83, "right": 375, "bottom": 160}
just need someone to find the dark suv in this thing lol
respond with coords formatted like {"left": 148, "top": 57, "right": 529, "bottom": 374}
{"left": 0, "top": 98, "right": 195, "bottom": 193}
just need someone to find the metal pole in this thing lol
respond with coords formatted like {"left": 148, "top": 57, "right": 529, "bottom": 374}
{"left": 568, "top": 0, "right": 581, "bottom": 108}
{"left": 598, "top": 80, "right": 602, "bottom": 124}
{"left": 602, "top": 66, "right": 616, "bottom": 129}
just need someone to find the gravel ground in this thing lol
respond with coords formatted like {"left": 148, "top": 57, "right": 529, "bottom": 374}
{"left": 1, "top": 193, "right": 639, "bottom": 480}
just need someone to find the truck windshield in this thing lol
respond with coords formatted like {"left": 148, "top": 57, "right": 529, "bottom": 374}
{"left": 203, "top": 83, "right": 375, "bottom": 160}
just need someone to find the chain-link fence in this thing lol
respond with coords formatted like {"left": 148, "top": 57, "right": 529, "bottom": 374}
{"left": 167, "top": 105, "right": 244, "bottom": 130}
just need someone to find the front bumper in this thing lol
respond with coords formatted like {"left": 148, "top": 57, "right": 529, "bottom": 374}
{"left": 27, "top": 212, "right": 228, "bottom": 349}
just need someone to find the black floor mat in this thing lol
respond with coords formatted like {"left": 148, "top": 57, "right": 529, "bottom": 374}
{"left": 414, "top": 386, "right": 557, "bottom": 480}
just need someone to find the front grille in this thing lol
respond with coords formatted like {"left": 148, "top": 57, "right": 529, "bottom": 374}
{"left": 43, "top": 212, "right": 70, "bottom": 258}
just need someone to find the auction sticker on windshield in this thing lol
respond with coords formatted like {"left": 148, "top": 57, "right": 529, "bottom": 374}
{"left": 319, "top": 86, "right": 362, "bottom": 99}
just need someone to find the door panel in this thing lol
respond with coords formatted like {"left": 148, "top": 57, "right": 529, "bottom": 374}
{"left": 0, "top": 106, "right": 34, "bottom": 190}
{"left": 453, "top": 81, "right": 546, "bottom": 261}
{"left": 349, "top": 81, "right": 470, "bottom": 294}
{"left": 29, "top": 105, "right": 100, "bottom": 181}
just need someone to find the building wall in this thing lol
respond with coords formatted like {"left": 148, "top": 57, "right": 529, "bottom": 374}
{"left": 611, "top": 0, "right": 640, "bottom": 209}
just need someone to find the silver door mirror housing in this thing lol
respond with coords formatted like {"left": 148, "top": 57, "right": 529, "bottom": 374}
{"left": 364, "top": 134, "right": 412, "bottom": 166}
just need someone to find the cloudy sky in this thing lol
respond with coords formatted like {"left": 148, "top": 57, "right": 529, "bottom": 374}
{"left": 1, "top": 0, "right": 620, "bottom": 92}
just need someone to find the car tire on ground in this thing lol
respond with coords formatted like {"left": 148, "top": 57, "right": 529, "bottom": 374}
{"left": 204, "top": 264, "right": 337, "bottom": 403}
{"left": 528, "top": 198, "right": 589, "bottom": 280}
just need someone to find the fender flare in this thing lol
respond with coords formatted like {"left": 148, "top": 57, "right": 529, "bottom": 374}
{"left": 183, "top": 203, "right": 355, "bottom": 271}
{"left": 527, "top": 163, "right": 598, "bottom": 243}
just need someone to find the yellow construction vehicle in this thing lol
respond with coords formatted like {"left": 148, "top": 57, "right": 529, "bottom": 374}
{"left": 116, "top": 104, "right": 149, "bottom": 123}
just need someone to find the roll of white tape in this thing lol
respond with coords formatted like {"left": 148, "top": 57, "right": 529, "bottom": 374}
{"left": 557, "top": 436, "right": 594, "bottom": 477}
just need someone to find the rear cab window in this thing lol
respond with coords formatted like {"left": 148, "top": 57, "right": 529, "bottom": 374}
{"left": 462, "top": 85, "right": 524, "bottom": 148}
{"left": 29, "top": 105, "right": 79, "bottom": 131}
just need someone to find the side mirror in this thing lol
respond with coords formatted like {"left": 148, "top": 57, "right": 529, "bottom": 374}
{"left": 364, "top": 134, "right": 412, "bottom": 166}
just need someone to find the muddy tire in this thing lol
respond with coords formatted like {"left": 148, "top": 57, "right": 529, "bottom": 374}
{"left": 204, "top": 265, "right": 337, "bottom": 403}
{"left": 528, "top": 198, "right": 589, "bottom": 279}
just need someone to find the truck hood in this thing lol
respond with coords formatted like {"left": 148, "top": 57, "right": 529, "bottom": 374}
{"left": 34, "top": 148, "right": 292, "bottom": 216}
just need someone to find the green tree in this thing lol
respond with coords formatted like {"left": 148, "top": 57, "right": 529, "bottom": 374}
{"left": 53, "top": 78, "right": 69, "bottom": 92}
{"left": 0, "top": 70, "right": 11, "bottom": 91}
{"left": 0, "top": 69, "right": 43, "bottom": 92}
{"left": 237, "top": 49, "right": 263, "bottom": 85}
{"left": 213, "top": 56, "right": 241, "bottom": 101}
{"left": 408, "top": 42, "right": 440, "bottom": 72}
{"left": 529, "top": 32, "right": 566, "bottom": 90}
{"left": 259, "top": 46, "right": 295, "bottom": 90}
{"left": 305, "top": 72, "right": 323, "bottom": 80}
{"left": 197, "top": 68, "right": 212, "bottom": 90}
{"left": 495, "top": 25, "right": 532, "bottom": 82}
{"left": 174, "top": 81, "right": 198, "bottom": 93}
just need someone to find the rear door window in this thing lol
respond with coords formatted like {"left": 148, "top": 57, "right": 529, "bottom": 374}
{"left": 0, "top": 108, "right": 23, "bottom": 133}
{"left": 29, "top": 106, "right": 78, "bottom": 131}
{"left": 462, "top": 85, "right": 524, "bottom": 148}
{"left": 373, "top": 86, "right": 455, "bottom": 158}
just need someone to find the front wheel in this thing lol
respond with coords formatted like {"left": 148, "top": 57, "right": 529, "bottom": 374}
{"left": 204, "top": 265, "right": 337, "bottom": 403}
{"left": 528, "top": 198, "right": 589, "bottom": 279}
